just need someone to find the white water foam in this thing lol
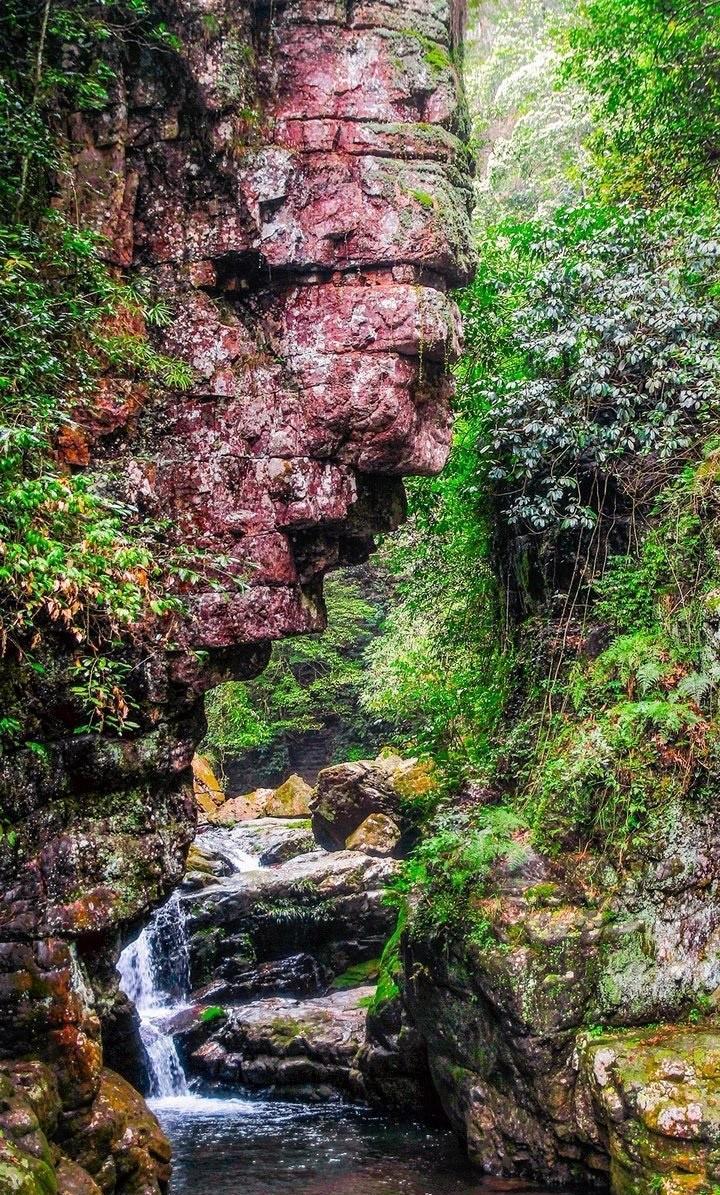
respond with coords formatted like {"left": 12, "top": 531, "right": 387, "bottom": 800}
{"left": 198, "top": 825, "right": 262, "bottom": 875}
{"left": 117, "top": 892, "right": 191, "bottom": 1097}
{"left": 118, "top": 826, "right": 266, "bottom": 1098}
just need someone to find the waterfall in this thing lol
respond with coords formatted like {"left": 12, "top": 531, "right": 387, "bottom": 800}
{"left": 118, "top": 892, "right": 190, "bottom": 1098}
{"left": 118, "top": 827, "right": 263, "bottom": 1101}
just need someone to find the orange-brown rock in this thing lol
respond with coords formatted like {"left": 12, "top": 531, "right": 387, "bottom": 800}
{"left": 265, "top": 775, "right": 313, "bottom": 819}
{"left": 212, "top": 788, "right": 276, "bottom": 824}
{"left": 57, "top": 1158, "right": 102, "bottom": 1195}
{"left": 346, "top": 812, "right": 401, "bottom": 856}
{"left": 62, "top": 1070, "right": 171, "bottom": 1195}
{"left": 192, "top": 754, "right": 226, "bottom": 819}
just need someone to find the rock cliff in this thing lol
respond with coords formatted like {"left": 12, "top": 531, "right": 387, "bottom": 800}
{"left": 395, "top": 805, "right": 720, "bottom": 1192}
{"left": 0, "top": 3, "right": 473, "bottom": 1191}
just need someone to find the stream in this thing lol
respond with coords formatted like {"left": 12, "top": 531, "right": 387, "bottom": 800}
{"left": 117, "top": 827, "right": 581, "bottom": 1195}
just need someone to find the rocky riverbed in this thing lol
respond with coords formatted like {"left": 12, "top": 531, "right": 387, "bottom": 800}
{"left": 156, "top": 754, "right": 720, "bottom": 1195}
{"left": 116, "top": 754, "right": 428, "bottom": 1111}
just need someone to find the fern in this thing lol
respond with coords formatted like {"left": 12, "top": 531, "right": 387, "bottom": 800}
{"left": 636, "top": 658, "right": 664, "bottom": 695}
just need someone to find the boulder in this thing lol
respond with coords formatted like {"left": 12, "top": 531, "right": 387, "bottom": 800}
{"left": 185, "top": 842, "right": 228, "bottom": 881}
{"left": 258, "top": 827, "right": 316, "bottom": 866}
{"left": 0, "top": 1065, "right": 103, "bottom": 1195}
{"left": 191, "top": 953, "right": 328, "bottom": 1004}
{"left": 359, "top": 991, "right": 440, "bottom": 1119}
{"left": 56, "top": 1158, "right": 101, "bottom": 1195}
{"left": 178, "top": 988, "right": 373, "bottom": 1100}
{"left": 100, "top": 991, "right": 153, "bottom": 1099}
{"left": 61, "top": 1069, "right": 171, "bottom": 1194}
{"left": 184, "top": 850, "right": 398, "bottom": 995}
{"left": 0, "top": 1066, "right": 58, "bottom": 1195}
{"left": 578, "top": 1027, "right": 720, "bottom": 1195}
{"left": 311, "top": 755, "right": 435, "bottom": 850}
{"left": 265, "top": 774, "right": 313, "bottom": 819}
{"left": 0, "top": 1129, "right": 56, "bottom": 1195}
{"left": 346, "top": 813, "right": 401, "bottom": 856}
{"left": 207, "top": 777, "right": 312, "bottom": 826}
{"left": 212, "top": 789, "right": 275, "bottom": 824}
{"left": 192, "top": 754, "right": 225, "bottom": 819}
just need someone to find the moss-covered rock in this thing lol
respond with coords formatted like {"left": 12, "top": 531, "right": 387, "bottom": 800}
{"left": 399, "top": 803, "right": 720, "bottom": 1187}
{"left": 578, "top": 1026, "right": 720, "bottom": 1194}
{"left": 192, "top": 755, "right": 225, "bottom": 819}
{"left": 176, "top": 988, "right": 373, "bottom": 1100}
{"left": 0, "top": 1130, "right": 57, "bottom": 1195}
{"left": 345, "top": 812, "right": 401, "bottom": 856}
{"left": 265, "top": 775, "right": 313, "bottom": 819}
{"left": 311, "top": 754, "right": 432, "bottom": 850}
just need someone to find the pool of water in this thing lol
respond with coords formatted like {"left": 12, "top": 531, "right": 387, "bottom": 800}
{"left": 153, "top": 1094, "right": 584, "bottom": 1195}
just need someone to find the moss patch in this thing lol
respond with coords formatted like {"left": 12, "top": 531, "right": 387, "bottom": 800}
{"left": 331, "top": 958, "right": 381, "bottom": 990}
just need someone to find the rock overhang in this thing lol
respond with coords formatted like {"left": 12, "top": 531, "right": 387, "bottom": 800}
{"left": 64, "top": 0, "right": 474, "bottom": 657}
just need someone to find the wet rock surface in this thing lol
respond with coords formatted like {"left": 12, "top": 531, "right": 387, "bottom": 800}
{"left": 153, "top": 770, "right": 427, "bottom": 1104}
{"left": 183, "top": 817, "right": 314, "bottom": 884}
{"left": 0, "top": 1062, "right": 169, "bottom": 1195}
{"left": 184, "top": 849, "right": 398, "bottom": 998}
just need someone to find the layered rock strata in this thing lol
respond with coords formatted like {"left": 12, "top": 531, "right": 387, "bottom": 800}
{"left": 176, "top": 987, "right": 373, "bottom": 1101}
{"left": 184, "top": 847, "right": 397, "bottom": 1001}
{"left": 0, "top": 2, "right": 472, "bottom": 1191}
{"left": 167, "top": 805, "right": 433, "bottom": 1106}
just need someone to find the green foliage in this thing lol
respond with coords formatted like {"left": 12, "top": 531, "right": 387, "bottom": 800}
{"left": 583, "top": 1024, "right": 609, "bottom": 1038}
{"left": 199, "top": 1005, "right": 225, "bottom": 1024}
{"left": 366, "top": 0, "right": 720, "bottom": 906}
{"left": 527, "top": 697, "right": 703, "bottom": 854}
{"left": 465, "top": 0, "right": 588, "bottom": 225}
{"left": 369, "top": 907, "right": 406, "bottom": 1012}
{"left": 562, "top": 0, "right": 720, "bottom": 205}
{"left": 524, "top": 452, "right": 720, "bottom": 853}
{"left": 0, "top": 3, "right": 226, "bottom": 740}
{"left": 0, "top": 220, "right": 190, "bottom": 666}
{"left": 1, "top": 1, "right": 180, "bottom": 222}
{"left": 478, "top": 204, "right": 720, "bottom": 536}
{"left": 330, "top": 958, "right": 381, "bottom": 990}
{"left": 400, "top": 29, "right": 454, "bottom": 76}
{"left": 360, "top": 411, "right": 513, "bottom": 781}
{"left": 204, "top": 574, "right": 388, "bottom": 768}
{"left": 397, "top": 805, "right": 527, "bottom": 940}
{"left": 687, "top": 993, "right": 714, "bottom": 1024}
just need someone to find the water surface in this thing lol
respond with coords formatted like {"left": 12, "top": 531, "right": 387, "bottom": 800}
{"left": 154, "top": 1094, "right": 580, "bottom": 1195}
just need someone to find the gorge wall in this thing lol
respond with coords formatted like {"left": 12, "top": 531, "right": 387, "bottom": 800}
{"left": 0, "top": 3, "right": 473, "bottom": 1191}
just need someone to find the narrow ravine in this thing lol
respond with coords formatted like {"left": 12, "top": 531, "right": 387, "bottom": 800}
{"left": 116, "top": 799, "right": 577, "bottom": 1195}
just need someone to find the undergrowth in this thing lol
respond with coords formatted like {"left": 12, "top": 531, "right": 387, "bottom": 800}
{"left": 0, "top": 1, "right": 226, "bottom": 740}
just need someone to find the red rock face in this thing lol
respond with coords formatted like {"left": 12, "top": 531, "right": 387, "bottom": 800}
{"left": 0, "top": 4, "right": 472, "bottom": 1190}
{"left": 74, "top": 0, "right": 474, "bottom": 655}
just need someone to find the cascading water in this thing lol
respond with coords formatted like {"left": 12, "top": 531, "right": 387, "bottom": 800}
{"left": 116, "top": 824, "right": 529, "bottom": 1193}
{"left": 118, "top": 892, "right": 191, "bottom": 1098}
{"left": 117, "top": 829, "right": 262, "bottom": 1101}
